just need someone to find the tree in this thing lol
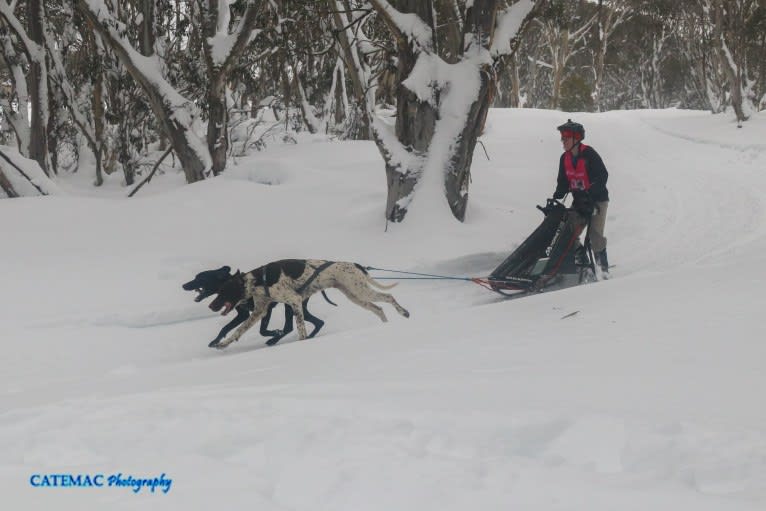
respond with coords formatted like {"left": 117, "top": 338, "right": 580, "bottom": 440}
{"left": 76, "top": 0, "right": 211, "bottom": 183}
{"left": 702, "top": 0, "right": 761, "bottom": 121}
{"left": 337, "top": 0, "right": 543, "bottom": 223}
{"left": 536, "top": 0, "right": 597, "bottom": 110}
{"left": 0, "top": 0, "right": 53, "bottom": 174}
{"left": 201, "top": 0, "right": 267, "bottom": 175}
{"left": 592, "top": 0, "right": 632, "bottom": 111}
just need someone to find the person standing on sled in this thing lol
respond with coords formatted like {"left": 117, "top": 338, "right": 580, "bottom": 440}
{"left": 552, "top": 119, "right": 610, "bottom": 274}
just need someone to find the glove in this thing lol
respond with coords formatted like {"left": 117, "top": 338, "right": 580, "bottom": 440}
{"left": 538, "top": 198, "right": 559, "bottom": 216}
{"left": 571, "top": 190, "right": 594, "bottom": 217}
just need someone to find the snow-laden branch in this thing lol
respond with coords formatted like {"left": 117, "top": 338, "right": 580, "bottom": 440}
{"left": 78, "top": 0, "right": 211, "bottom": 178}
{"left": 491, "top": 0, "right": 537, "bottom": 56}
{"left": 0, "top": 1, "right": 45, "bottom": 63}
{"left": 368, "top": 0, "right": 434, "bottom": 52}
{"left": 207, "top": 0, "right": 264, "bottom": 71}
{"left": 80, "top": 0, "right": 194, "bottom": 115}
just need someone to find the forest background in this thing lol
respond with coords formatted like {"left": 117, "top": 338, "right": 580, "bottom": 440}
{"left": 1, "top": 0, "right": 764, "bottom": 220}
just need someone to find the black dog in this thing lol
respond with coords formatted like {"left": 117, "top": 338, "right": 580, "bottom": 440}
{"left": 183, "top": 265, "right": 334, "bottom": 347}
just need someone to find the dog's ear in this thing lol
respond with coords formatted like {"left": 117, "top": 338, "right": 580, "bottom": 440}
{"left": 234, "top": 270, "right": 243, "bottom": 280}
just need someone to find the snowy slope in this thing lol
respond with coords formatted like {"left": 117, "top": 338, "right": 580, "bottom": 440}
{"left": 1, "top": 109, "right": 765, "bottom": 510}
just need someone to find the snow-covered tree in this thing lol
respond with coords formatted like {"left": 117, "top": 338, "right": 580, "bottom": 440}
{"left": 337, "top": 0, "right": 543, "bottom": 223}
{"left": 76, "top": 0, "right": 211, "bottom": 183}
{"left": 0, "top": 0, "right": 52, "bottom": 175}
{"left": 701, "top": 0, "right": 761, "bottom": 122}
{"left": 592, "top": 0, "right": 632, "bottom": 111}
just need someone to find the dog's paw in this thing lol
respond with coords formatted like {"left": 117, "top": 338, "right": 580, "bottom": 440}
{"left": 208, "top": 339, "right": 221, "bottom": 348}
{"left": 212, "top": 340, "right": 232, "bottom": 350}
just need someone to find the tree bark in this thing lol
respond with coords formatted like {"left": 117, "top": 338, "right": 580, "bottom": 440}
{"left": 385, "top": 0, "right": 437, "bottom": 222}
{"left": 25, "top": 0, "right": 51, "bottom": 175}
{"left": 202, "top": 0, "right": 228, "bottom": 175}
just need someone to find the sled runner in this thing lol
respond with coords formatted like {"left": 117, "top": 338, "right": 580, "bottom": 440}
{"left": 477, "top": 199, "right": 597, "bottom": 296}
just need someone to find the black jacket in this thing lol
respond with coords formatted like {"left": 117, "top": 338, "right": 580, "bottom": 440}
{"left": 553, "top": 144, "right": 609, "bottom": 202}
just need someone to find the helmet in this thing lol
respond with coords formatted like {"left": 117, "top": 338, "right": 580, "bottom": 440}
{"left": 557, "top": 119, "right": 585, "bottom": 141}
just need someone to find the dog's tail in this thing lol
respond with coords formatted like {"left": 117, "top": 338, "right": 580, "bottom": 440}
{"left": 320, "top": 290, "right": 338, "bottom": 307}
{"left": 365, "top": 273, "right": 398, "bottom": 290}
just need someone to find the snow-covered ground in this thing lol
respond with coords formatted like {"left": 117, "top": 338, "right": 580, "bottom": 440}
{"left": 2, "top": 108, "right": 765, "bottom": 510}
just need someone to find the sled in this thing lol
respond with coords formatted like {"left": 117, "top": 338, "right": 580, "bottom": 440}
{"left": 476, "top": 199, "right": 597, "bottom": 296}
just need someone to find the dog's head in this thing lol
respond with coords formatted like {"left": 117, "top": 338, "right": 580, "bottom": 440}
{"left": 182, "top": 266, "right": 232, "bottom": 302}
{"left": 209, "top": 271, "right": 246, "bottom": 316}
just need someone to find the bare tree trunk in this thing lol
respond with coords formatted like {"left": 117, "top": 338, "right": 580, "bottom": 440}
{"left": 140, "top": 0, "right": 155, "bottom": 56}
{"left": 334, "top": 65, "right": 345, "bottom": 126}
{"left": 92, "top": 37, "right": 105, "bottom": 186}
{"left": 329, "top": 0, "right": 371, "bottom": 139}
{"left": 207, "top": 79, "right": 229, "bottom": 174}
{"left": 550, "top": 29, "right": 569, "bottom": 109}
{"left": 434, "top": 0, "right": 463, "bottom": 63}
{"left": 510, "top": 53, "right": 522, "bottom": 107}
{"left": 26, "top": 0, "right": 50, "bottom": 176}
{"left": 203, "top": 0, "right": 228, "bottom": 175}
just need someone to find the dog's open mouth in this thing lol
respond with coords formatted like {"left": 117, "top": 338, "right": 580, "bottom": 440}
{"left": 221, "top": 302, "right": 234, "bottom": 316}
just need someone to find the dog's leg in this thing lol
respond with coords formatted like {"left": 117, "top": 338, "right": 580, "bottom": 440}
{"left": 302, "top": 300, "right": 324, "bottom": 338}
{"left": 281, "top": 304, "right": 295, "bottom": 336}
{"left": 264, "top": 305, "right": 294, "bottom": 346}
{"left": 209, "top": 306, "right": 250, "bottom": 347}
{"left": 356, "top": 286, "right": 410, "bottom": 318}
{"left": 215, "top": 302, "right": 269, "bottom": 349}
{"left": 336, "top": 286, "right": 388, "bottom": 322}
{"left": 378, "top": 293, "right": 410, "bottom": 318}
{"left": 259, "top": 302, "right": 281, "bottom": 338}
{"left": 278, "top": 294, "right": 307, "bottom": 340}
{"left": 340, "top": 285, "right": 411, "bottom": 320}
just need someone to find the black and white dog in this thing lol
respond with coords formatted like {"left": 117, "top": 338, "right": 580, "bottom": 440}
{"left": 207, "top": 259, "right": 410, "bottom": 349}
{"left": 183, "top": 265, "right": 335, "bottom": 347}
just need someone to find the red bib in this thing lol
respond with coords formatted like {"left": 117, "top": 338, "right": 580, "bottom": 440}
{"left": 563, "top": 144, "right": 591, "bottom": 191}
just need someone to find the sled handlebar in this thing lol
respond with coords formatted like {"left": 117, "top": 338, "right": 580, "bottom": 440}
{"left": 537, "top": 198, "right": 566, "bottom": 214}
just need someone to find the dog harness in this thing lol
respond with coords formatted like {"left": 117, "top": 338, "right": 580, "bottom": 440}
{"left": 296, "top": 261, "right": 336, "bottom": 295}
{"left": 563, "top": 143, "right": 591, "bottom": 191}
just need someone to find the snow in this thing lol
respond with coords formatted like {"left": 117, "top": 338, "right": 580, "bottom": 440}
{"left": 2, "top": 108, "right": 766, "bottom": 509}
{"left": 491, "top": 0, "right": 537, "bottom": 57}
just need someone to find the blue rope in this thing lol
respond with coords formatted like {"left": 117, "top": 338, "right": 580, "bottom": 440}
{"left": 365, "top": 266, "right": 474, "bottom": 281}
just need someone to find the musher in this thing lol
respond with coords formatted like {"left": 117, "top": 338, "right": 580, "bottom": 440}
{"left": 552, "top": 119, "right": 610, "bottom": 274}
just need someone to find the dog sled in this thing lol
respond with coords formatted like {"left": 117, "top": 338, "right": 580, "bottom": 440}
{"left": 472, "top": 199, "right": 598, "bottom": 297}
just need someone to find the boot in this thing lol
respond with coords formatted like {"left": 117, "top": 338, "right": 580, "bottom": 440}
{"left": 596, "top": 249, "right": 610, "bottom": 273}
